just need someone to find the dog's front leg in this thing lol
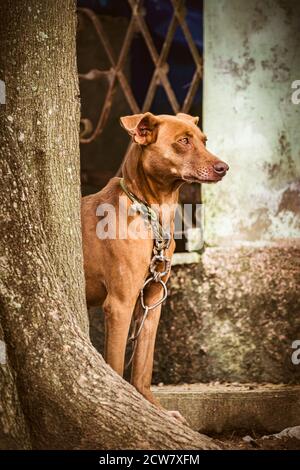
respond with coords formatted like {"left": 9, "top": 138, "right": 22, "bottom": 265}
{"left": 103, "top": 296, "right": 134, "bottom": 377}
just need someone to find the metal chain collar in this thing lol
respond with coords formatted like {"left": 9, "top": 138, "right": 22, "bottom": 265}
{"left": 119, "top": 178, "right": 171, "bottom": 368}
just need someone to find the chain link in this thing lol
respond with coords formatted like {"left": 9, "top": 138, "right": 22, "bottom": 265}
{"left": 120, "top": 178, "right": 172, "bottom": 369}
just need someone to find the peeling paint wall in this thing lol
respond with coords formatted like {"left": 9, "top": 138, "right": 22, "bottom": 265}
{"left": 203, "top": 0, "right": 300, "bottom": 244}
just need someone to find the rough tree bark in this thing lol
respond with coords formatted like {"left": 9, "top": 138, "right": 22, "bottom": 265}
{"left": 0, "top": 0, "right": 219, "bottom": 449}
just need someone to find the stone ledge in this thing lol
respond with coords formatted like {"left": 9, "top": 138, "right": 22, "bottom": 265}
{"left": 171, "top": 252, "right": 201, "bottom": 265}
{"left": 153, "top": 383, "right": 300, "bottom": 434}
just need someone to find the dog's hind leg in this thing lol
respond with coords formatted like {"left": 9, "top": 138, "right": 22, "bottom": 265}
{"left": 130, "top": 285, "right": 187, "bottom": 424}
{"left": 130, "top": 298, "right": 162, "bottom": 406}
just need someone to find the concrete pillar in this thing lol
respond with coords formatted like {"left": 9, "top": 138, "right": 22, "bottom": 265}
{"left": 203, "top": 0, "right": 300, "bottom": 244}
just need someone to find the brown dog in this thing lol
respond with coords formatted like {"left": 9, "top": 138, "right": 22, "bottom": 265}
{"left": 81, "top": 112, "right": 228, "bottom": 421}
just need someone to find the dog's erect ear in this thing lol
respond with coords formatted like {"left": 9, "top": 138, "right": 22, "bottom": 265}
{"left": 176, "top": 113, "right": 199, "bottom": 126}
{"left": 120, "top": 112, "right": 160, "bottom": 145}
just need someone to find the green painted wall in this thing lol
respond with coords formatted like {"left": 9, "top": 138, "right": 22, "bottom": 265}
{"left": 203, "top": 0, "right": 300, "bottom": 244}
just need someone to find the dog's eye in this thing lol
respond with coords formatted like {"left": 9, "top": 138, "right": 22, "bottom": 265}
{"left": 178, "top": 137, "right": 189, "bottom": 145}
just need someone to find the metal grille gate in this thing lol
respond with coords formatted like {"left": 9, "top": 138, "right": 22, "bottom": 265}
{"left": 77, "top": 1, "right": 203, "bottom": 251}
{"left": 78, "top": 0, "right": 203, "bottom": 145}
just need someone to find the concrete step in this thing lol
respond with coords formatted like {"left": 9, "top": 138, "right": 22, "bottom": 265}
{"left": 152, "top": 383, "right": 300, "bottom": 434}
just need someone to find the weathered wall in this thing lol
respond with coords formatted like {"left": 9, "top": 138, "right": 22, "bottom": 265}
{"left": 89, "top": 246, "right": 300, "bottom": 384}
{"left": 153, "top": 246, "right": 300, "bottom": 384}
{"left": 203, "top": 0, "right": 300, "bottom": 244}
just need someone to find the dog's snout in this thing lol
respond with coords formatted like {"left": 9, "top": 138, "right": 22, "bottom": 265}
{"left": 213, "top": 161, "right": 229, "bottom": 176}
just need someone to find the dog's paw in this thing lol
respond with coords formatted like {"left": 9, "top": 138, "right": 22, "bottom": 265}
{"left": 166, "top": 410, "right": 188, "bottom": 425}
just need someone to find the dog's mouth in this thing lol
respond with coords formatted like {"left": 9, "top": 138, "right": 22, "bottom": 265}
{"left": 182, "top": 175, "right": 223, "bottom": 184}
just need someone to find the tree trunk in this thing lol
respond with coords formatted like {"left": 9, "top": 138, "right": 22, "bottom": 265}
{"left": 0, "top": 324, "right": 31, "bottom": 449}
{"left": 0, "top": 0, "right": 219, "bottom": 449}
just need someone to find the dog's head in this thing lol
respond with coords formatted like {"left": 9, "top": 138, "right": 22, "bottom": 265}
{"left": 120, "top": 112, "right": 229, "bottom": 184}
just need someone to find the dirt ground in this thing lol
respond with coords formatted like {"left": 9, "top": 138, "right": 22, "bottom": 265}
{"left": 214, "top": 433, "right": 300, "bottom": 450}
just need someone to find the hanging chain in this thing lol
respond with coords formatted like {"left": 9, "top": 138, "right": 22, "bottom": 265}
{"left": 120, "top": 179, "right": 172, "bottom": 368}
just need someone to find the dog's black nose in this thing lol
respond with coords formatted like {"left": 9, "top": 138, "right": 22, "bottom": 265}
{"left": 213, "top": 161, "right": 229, "bottom": 176}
